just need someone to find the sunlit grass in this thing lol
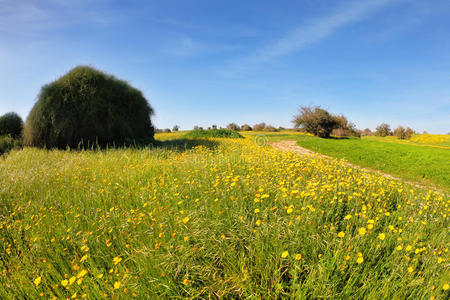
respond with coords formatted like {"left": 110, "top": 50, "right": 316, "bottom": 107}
{"left": 0, "top": 138, "right": 448, "bottom": 298}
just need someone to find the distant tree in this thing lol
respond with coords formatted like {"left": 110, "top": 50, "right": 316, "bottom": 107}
{"left": 252, "top": 122, "right": 266, "bottom": 131}
{"left": 277, "top": 126, "right": 285, "bottom": 131}
{"left": 172, "top": 125, "right": 179, "bottom": 132}
{"left": 263, "top": 125, "right": 278, "bottom": 132}
{"left": 163, "top": 128, "right": 171, "bottom": 133}
{"left": 227, "top": 123, "right": 241, "bottom": 131}
{"left": 393, "top": 126, "right": 406, "bottom": 139}
{"left": 375, "top": 123, "right": 392, "bottom": 137}
{"left": 362, "top": 128, "right": 373, "bottom": 136}
{"left": 0, "top": 112, "right": 23, "bottom": 139}
{"left": 332, "top": 115, "right": 360, "bottom": 137}
{"left": 211, "top": 125, "right": 217, "bottom": 130}
{"left": 292, "top": 106, "right": 339, "bottom": 138}
{"left": 241, "top": 124, "right": 252, "bottom": 131}
{"left": 405, "top": 127, "right": 415, "bottom": 139}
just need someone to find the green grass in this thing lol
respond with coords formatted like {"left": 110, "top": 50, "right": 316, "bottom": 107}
{"left": 293, "top": 135, "right": 450, "bottom": 190}
{"left": 184, "top": 128, "right": 243, "bottom": 139}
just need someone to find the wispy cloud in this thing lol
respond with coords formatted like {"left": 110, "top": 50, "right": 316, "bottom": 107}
{"left": 0, "top": 0, "right": 113, "bottom": 36}
{"left": 223, "top": 0, "right": 398, "bottom": 76}
{"left": 168, "top": 36, "right": 240, "bottom": 58}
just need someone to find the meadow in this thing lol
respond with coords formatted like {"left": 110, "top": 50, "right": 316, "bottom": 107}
{"left": 0, "top": 135, "right": 448, "bottom": 298}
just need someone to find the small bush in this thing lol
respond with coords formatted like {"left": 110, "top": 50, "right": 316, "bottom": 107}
{"left": 292, "top": 106, "right": 339, "bottom": 138}
{"left": 394, "top": 126, "right": 406, "bottom": 139}
{"left": 362, "top": 128, "right": 373, "bottom": 136}
{"left": 405, "top": 127, "right": 415, "bottom": 139}
{"left": 0, "top": 112, "right": 23, "bottom": 138}
{"left": 252, "top": 123, "right": 266, "bottom": 131}
{"left": 0, "top": 135, "right": 22, "bottom": 155}
{"left": 375, "top": 123, "right": 392, "bottom": 137}
{"left": 227, "top": 123, "right": 241, "bottom": 131}
{"left": 241, "top": 124, "right": 252, "bottom": 131}
{"left": 24, "top": 66, "right": 154, "bottom": 149}
{"left": 333, "top": 115, "right": 360, "bottom": 137}
{"left": 184, "top": 129, "right": 243, "bottom": 139}
{"left": 263, "top": 125, "right": 278, "bottom": 132}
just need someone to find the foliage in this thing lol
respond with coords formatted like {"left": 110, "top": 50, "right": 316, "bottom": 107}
{"left": 23, "top": 66, "right": 154, "bottom": 149}
{"left": 394, "top": 126, "right": 406, "bottom": 139}
{"left": 362, "top": 128, "right": 373, "bottom": 136}
{"left": 0, "top": 112, "right": 23, "bottom": 138}
{"left": 0, "top": 139, "right": 447, "bottom": 298}
{"left": 263, "top": 125, "right": 278, "bottom": 132}
{"left": 226, "top": 123, "right": 241, "bottom": 131}
{"left": 333, "top": 115, "right": 360, "bottom": 137}
{"left": 241, "top": 124, "right": 252, "bottom": 131}
{"left": 0, "top": 135, "right": 21, "bottom": 155}
{"left": 375, "top": 123, "right": 392, "bottom": 137}
{"left": 172, "top": 125, "right": 180, "bottom": 132}
{"left": 184, "top": 129, "right": 243, "bottom": 139}
{"left": 292, "top": 106, "right": 339, "bottom": 138}
{"left": 405, "top": 127, "right": 415, "bottom": 139}
{"left": 252, "top": 122, "right": 266, "bottom": 131}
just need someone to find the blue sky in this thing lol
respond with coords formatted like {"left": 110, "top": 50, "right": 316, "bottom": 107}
{"left": 1, "top": 0, "right": 450, "bottom": 133}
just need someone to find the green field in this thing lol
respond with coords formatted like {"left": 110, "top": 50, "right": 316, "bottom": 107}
{"left": 287, "top": 135, "right": 450, "bottom": 190}
{"left": 0, "top": 137, "right": 449, "bottom": 298}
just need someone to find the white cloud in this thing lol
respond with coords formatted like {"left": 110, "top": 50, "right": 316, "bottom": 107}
{"left": 0, "top": 0, "right": 113, "bottom": 35}
{"left": 223, "top": 0, "right": 398, "bottom": 76}
{"left": 167, "top": 35, "right": 240, "bottom": 58}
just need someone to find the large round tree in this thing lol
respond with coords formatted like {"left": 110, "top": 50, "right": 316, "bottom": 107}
{"left": 292, "top": 106, "right": 339, "bottom": 138}
{"left": 24, "top": 66, "right": 154, "bottom": 148}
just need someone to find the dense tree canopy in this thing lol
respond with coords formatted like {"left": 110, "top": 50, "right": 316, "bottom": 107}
{"left": 24, "top": 66, "right": 154, "bottom": 148}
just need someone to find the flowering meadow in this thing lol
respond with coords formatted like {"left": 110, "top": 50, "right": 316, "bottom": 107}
{"left": 0, "top": 138, "right": 448, "bottom": 298}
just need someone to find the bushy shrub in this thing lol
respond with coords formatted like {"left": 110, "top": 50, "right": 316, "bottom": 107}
{"left": 0, "top": 135, "right": 22, "bottom": 155}
{"left": 292, "top": 106, "right": 339, "bottom": 138}
{"left": 252, "top": 123, "right": 266, "bottom": 131}
{"left": 23, "top": 66, "right": 154, "bottom": 148}
{"left": 172, "top": 125, "right": 179, "bottom": 132}
{"left": 394, "top": 126, "right": 406, "bottom": 139}
{"left": 227, "top": 123, "right": 241, "bottom": 131}
{"left": 184, "top": 129, "right": 243, "bottom": 139}
{"left": 0, "top": 112, "right": 23, "bottom": 138}
{"left": 241, "top": 124, "right": 252, "bottom": 131}
{"left": 405, "top": 127, "right": 415, "bottom": 139}
{"left": 362, "top": 128, "right": 373, "bottom": 136}
{"left": 375, "top": 123, "right": 392, "bottom": 137}
{"left": 333, "top": 115, "right": 360, "bottom": 137}
{"left": 263, "top": 125, "right": 278, "bottom": 132}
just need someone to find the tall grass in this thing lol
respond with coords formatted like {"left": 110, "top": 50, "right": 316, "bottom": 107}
{"left": 0, "top": 138, "right": 448, "bottom": 298}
